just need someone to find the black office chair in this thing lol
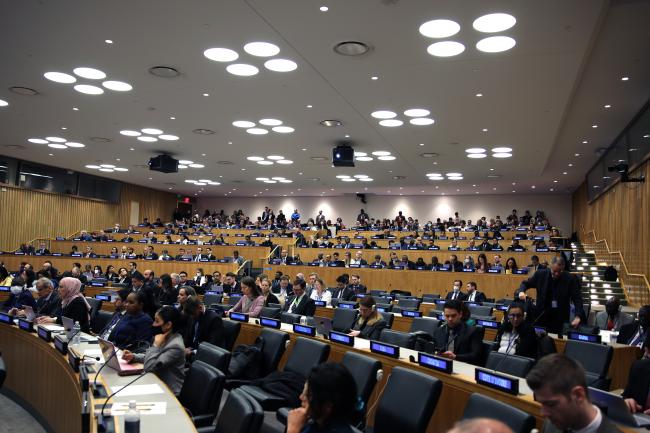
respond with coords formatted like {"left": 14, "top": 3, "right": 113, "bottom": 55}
{"left": 240, "top": 337, "right": 331, "bottom": 411}
{"left": 0, "top": 354, "right": 5, "bottom": 389}
{"left": 485, "top": 352, "right": 535, "bottom": 378}
{"left": 376, "top": 302, "right": 393, "bottom": 312}
{"left": 281, "top": 312, "right": 302, "bottom": 324}
{"left": 332, "top": 308, "right": 359, "bottom": 333}
{"left": 462, "top": 393, "right": 535, "bottom": 433}
{"left": 197, "top": 388, "right": 263, "bottom": 433}
{"left": 379, "top": 329, "right": 416, "bottom": 349}
{"left": 178, "top": 360, "right": 226, "bottom": 427}
{"left": 422, "top": 293, "right": 440, "bottom": 302}
{"left": 374, "top": 367, "right": 442, "bottom": 433}
{"left": 90, "top": 310, "right": 114, "bottom": 335}
{"left": 204, "top": 293, "right": 223, "bottom": 307}
{"left": 397, "top": 298, "right": 421, "bottom": 310}
{"left": 85, "top": 297, "right": 102, "bottom": 321}
{"left": 564, "top": 340, "right": 613, "bottom": 390}
{"left": 381, "top": 312, "right": 395, "bottom": 329}
{"left": 259, "top": 306, "right": 281, "bottom": 319}
{"left": 370, "top": 290, "right": 387, "bottom": 297}
{"left": 228, "top": 295, "right": 242, "bottom": 306}
{"left": 221, "top": 320, "right": 241, "bottom": 351}
{"left": 428, "top": 310, "right": 443, "bottom": 319}
{"left": 337, "top": 301, "right": 359, "bottom": 309}
{"left": 195, "top": 342, "right": 231, "bottom": 373}
{"left": 409, "top": 317, "right": 440, "bottom": 337}
{"left": 267, "top": 302, "right": 282, "bottom": 309}
{"left": 468, "top": 305, "right": 493, "bottom": 318}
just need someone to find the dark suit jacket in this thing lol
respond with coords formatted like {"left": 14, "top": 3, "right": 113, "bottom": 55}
{"left": 432, "top": 322, "right": 482, "bottom": 365}
{"left": 622, "top": 358, "right": 650, "bottom": 409}
{"left": 495, "top": 322, "right": 538, "bottom": 359}
{"left": 465, "top": 291, "right": 486, "bottom": 303}
{"left": 263, "top": 292, "right": 280, "bottom": 307}
{"left": 56, "top": 297, "right": 90, "bottom": 333}
{"left": 445, "top": 291, "right": 468, "bottom": 301}
{"left": 616, "top": 321, "right": 646, "bottom": 345}
{"left": 107, "top": 312, "right": 153, "bottom": 349}
{"left": 3, "top": 290, "right": 37, "bottom": 311}
{"left": 283, "top": 295, "right": 316, "bottom": 316}
{"left": 183, "top": 310, "right": 225, "bottom": 350}
{"left": 35, "top": 291, "right": 61, "bottom": 317}
{"left": 347, "top": 284, "right": 367, "bottom": 297}
{"left": 331, "top": 287, "right": 354, "bottom": 301}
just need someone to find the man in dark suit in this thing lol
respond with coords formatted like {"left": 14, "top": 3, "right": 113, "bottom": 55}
{"left": 182, "top": 296, "right": 224, "bottom": 357}
{"left": 34, "top": 278, "right": 61, "bottom": 317}
{"left": 369, "top": 254, "right": 387, "bottom": 268}
{"left": 132, "top": 272, "right": 157, "bottom": 319}
{"left": 432, "top": 299, "right": 482, "bottom": 364}
{"left": 449, "top": 254, "right": 463, "bottom": 272}
{"left": 128, "top": 262, "right": 144, "bottom": 281}
{"left": 617, "top": 305, "right": 650, "bottom": 347}
{"left": 35, "top": 242, "right": 51, "bottom": 255}
{"left": 465, "top": 281, "right": 486, "bottom": 303}
{"left": 622, "top": 334, "right": 650, "bottom": 415}
{"left": 283, "top": 279, "right": 316, "bottom": 316}
{"left": 527, "top": 255, "right": 546, "bottom": 272}
{"left": 331, "top": 275, "right": 353, "bottom": 301}
{"left": 516, "top": 256, "right": 586, "bottom": 334}
{"left": 40, "top": 261, "right": 58, "bottom": 279}
{"left": 223, "top": 272, "right": 241, "bottom": 295}
{"left": 445, "top": 280, "right": 467, "bottom": 301}
{"left": 526, "top": 354, "right": 624, "bottom": 433}
{"left": 346, "top": 274, "right": 367, "bottom": 298}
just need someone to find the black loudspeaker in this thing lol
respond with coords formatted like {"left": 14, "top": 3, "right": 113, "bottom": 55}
{"left": 148, "top": 155, "right": 179, "bottom": 173}
{"left": 357, "top": 193, "right": 367, "bottom": 204}
{"left": 332, "top": 145, "right": 355, "bottom": 167}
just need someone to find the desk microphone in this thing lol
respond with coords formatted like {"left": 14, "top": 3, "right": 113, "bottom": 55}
{"left": 491, "top": 332, "right": 518, "bottom": 374}
{"left": 92, "top": 348, "right": 119, "bottom": 398}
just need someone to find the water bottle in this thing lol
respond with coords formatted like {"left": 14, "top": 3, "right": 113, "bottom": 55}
{"left": 71, "top": 321, "right": 81, "bottom": 347}
{"left": 300, "top": 316, "right": 307, "bottom": 325}
{"left": 124, "top": 400, "right": 140, "bottom": 433}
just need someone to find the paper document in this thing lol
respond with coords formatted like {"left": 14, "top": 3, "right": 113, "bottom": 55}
{"left": 109, "top": 384, "right": 164, "bottom": 397}
{"left": 108, "top": 402, "right": 167, "bottom": 415}
{"left": 42, "top": 324, "right": 64, "bottom": 332}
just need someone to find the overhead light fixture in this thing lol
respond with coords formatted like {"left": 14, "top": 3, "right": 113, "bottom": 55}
{"left": 333, "top": 41, "right": 370, "bottom": 56}
{"left": 0, "top": 99, "right": 8, "bottom": 107}
{"left": 233, "top": 120, "right": 256, "bottom": 128}
{"left": 491, "top": 147, "right": 512, "bottom": 153}
{"left": 148, "top": 66, "right": 180, "bottom": 78}
{"left": 355, "top": 156, "right": 373, "bottom": 161}
{"left": 320, "top": 5, "right": 328, "bottom": 12}
{"left": 466, "top": 148, "right": 486, "bottom": 153}
{"left": 419, "top": 19, "right": 461, "bottom": 38}
{"left": 404, "top": 108, "right": 430, "bottom": 117}
{"left": 257, "top": 160, "right": 274, "bottom": 165}
{"left": 427, "top": 41, "right": 465, "bottom": 57}
{"left": 472, "top": 13, "right": 516, "bottom": 33}
{"left": 73, "top": 67, "right": 106, "bottom": 80}
{"left": 259, "top": 118, "right": 282, "bottom": 126}
{"left": 371, "top": 110, "right": 397, "bottom": 119}
{"left": 247, "top": 156, "right": 264, "bottom": 161}
{"left": 372, "top": 151, "right": 391, "bottom": 156}
{"left": 74, "top": 84, "right": 104, "bottom": 95}
{"left": 247, "top": 128, "right": 268, "bottom": 135}
{"left": 320, "top": 120, "right": 343, "bottom": 127}
{"left": 44, "top": 72, "right": 77, "bottom": 83}
{"left": 227, "top": 64, "right": 259, "bottom": 76}
{"left": 409, "top": 118, "right": 435, "bottom": 126}
{"left": 272, "top": 126, "right": 294, "bottom": 133}
{"left": 476, "top": 36, "right": 516, "bottom": 53}
{"left": 621, "top": 76, "right": 629, "bottom": 81}
{"left": 379, "top": 119, "right": 403, "bottom": 127}
{"left": 378, "top": 155, "right": 396, "bottom": 161}
{"left": 142, "top": 128, "right": 163, "bottom": 135}
{"left": 102, "top": 81, "right": 132, "bottom": 91}
{"left": 244, "top": 42, "right": 280, "bottom": 57}
{"left": 264, "top": 59, "right": 298, "bottom": 72}
{"left": 492, "top": 153, "right": 512, "bottom": 158}
{"left": 467, "top": 153, "right": 487, "bottom": 159}
{"left": 9, "top": 87, "right": 38, "bottom": 96}
{"left": 137, "top": 136, "right": 157, "bottom": 142}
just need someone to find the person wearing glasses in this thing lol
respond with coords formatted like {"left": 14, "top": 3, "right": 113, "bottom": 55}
{"left": 494, "top": 302, "right": 538, "bottom": 359}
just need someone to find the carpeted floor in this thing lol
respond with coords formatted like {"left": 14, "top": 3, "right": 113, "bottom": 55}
{"left": 0, "top": 393, "right": 48, "bottom": 433}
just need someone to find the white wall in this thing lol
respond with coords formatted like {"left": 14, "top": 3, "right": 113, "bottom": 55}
{"left": 197, "top": 194, "right": 573, "bottom": 233}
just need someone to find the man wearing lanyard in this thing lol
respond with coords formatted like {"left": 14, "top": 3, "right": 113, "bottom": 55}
{"left": 283, "top": 279, "right": 315, "bottom": 316}
{"left": 516, "top": 255, "right": 585, "bottom": 334}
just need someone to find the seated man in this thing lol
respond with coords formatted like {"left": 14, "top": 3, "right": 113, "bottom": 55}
{"left": 143, "top": 245, "right": 158, "bottom": 260}
{"left": 507, "top": 239, "right": 526, "bottom": 252}
{"left": 432, "top": 299, "right": 482, "bottom": 365}
{"left": 346, "top": 274, "right": 367, "bottom": 298}
{"left": 283, "top": 279, "right": 316, "bottom": 316}
{"left": 622, "top": 333, "right": 650, "bottom": 415}
{"left": 595, "top": 297, "right": 634, "bottom": 331}
{"left": 9, "top": 277, "right": 60, "bottom": 318}
{"left": 222, "top": 272, "right": 241, "bottom": 295}
{"left": 445, "top": 279, "right": 467, "bottom": 301}
{"left": 449, "top": 254, "right": 463, "bottom": 272}
{"left": 349, "top": 251, "right": 367, "bottom": 266}
{"left": 617, "top": 305, "right": 650, "bottom": 347}
{"left": 231, "top": 250, "right": 245, "bottom": 265}
{"left": 370, "top": 254, "right": 387, "bottom": 268}
{"left": 35, "top": 242, "right": 51, "bottom": 255}
{"left": 331, "top": 275, "right": 353, "bottom": 301}
{"left": 465, "top": 281, "right": 486, "bottom": 303}
{"left": 183, "top": 296, "right": 225, "bottom": 356}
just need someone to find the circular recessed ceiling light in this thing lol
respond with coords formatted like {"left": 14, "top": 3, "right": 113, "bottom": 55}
{"left": 264, "top": 59, "right": 298, "bottom": 72}
{"left": 267, "top": 155, "right": 284, "bottom": 160}
{"left": 491, "top": 147, "right": 512, "bottom": 153}
{"left": 247, "top": 156, "right": 264, "bottom": 161}
{"left": 476, "top": 36, "right": 516, "bottom": 53}
{"left": 142, "top": 128, "right": 163, "bottom": 135}
{"left": 246, "top": 128, "right": 268, "bottom": 135}
{"left": 419, "top": 19, "right": 461, "bottom": 38}
{"left": 257, "top": 160, "right": 274, "bottom": 165}
{"left": 336, "top": 175, "right": 350, "bottom": 179}
{"left": 272, "top": 126, "right": 294, "bottom": 133}
{"left": 65, "top": 142, "right": 85, "bottom": 148}
{"left": 448, "top": 176, "right": 463, "bottom": 180}
{"left": 226, "top": 64, "right": 259, "bottom": 76}
{"left": 280, "top": 179, "right": 293, "bottom": 183}
{"left": 48, "top": 143, "right": 67, "bottom": 149}
{"left": 379, "top": 119, "right": 404, "bottom": 127}
{"left": 354, "top": 175, "right": 369, "bottom": 178}
{"left": 74, "top": 84, "right": 104, "bottom": 95}
{"left": 427, "top": 41, "right": 465, "bottom": 57}
{"left": 185, "top": 180, "right": 197, "bottom": 183}
{"left": 189, "top": 163, "right": 205, "bottom": 168}
{"left": 372, "top": 151, "right": 391, "bottom": 156}
{"left": 44, "top": 72, "right": 77, "bottom": 83}
{"left": 492, "top": 153, "right": 512, "bottom": 158}
{"left": 178, "top": 165, "right": 187, "bottom": 169}
{"left": 45, "top": 136, "right": 66, "bottom": 142}
{"left": 255, "top": 177, "right": 269, "bottom": 181}
{"left": 178, "top": 160, "right": 193, "bottom": 165}
{"left": 371, "top": 110, "right": 397, "bottom": 119}
{"left": 73, "top": 67, "right": 106, "bottom": 80}
{"left": 426, "top": 173, "right": 442, "bottom": 177}
{"left": 333, "top": 41, "right": 370, "bottom": 56}
{"left": 358, "top": 178, "right": 373, "bottom": 182}
{"left": 203, "top": 48, "right": 239, "bottom": 62}
{"left": 259, "top": 118, "right": 282, "bottom": 126}
{"left": 404, "top": 108, "right": 430, "bottom": 117}
{"left": 446, "top": 172, "right": 461, "bottom": 177}
{"left": 194, "top": 182, "right": 206, "bottom": 186}
{"left": 378, "top": 155, "right": 396, "bottom": 161}
{"left": 466, "top": 147, "right": 486, "bottom": 153}
{"left": 102, "top": 81, "right": 132, "bottom": 91}
{"left": 159, "top": 134, "right": 179, "bottom": 141}
{"left": 0, "top": 99, "right": 7, "bottom": 106}
{"left": 355, "top": 156, "right": 373, "bottom": 161}
{"left": 100, "top": 164, "right": 116, "bottom": 168}
{"left": 271, "top": 177, "right": 285, "bottom": 181}
{"left": 467, "top": 153, "right": 487, "bottom": 159}
{"left": 120, "top": 130, "right": 141, "bottom": 136}
{"left": 148, "top": 66, "right": 180, "bottom": 78}
{"left": 28, "top": 138, "right": 49, "bottom": 144}
{"left": 354, "top": 152, "right": 367, "bottom": 157}
{"left": 341, "top": 178, "right": 356, "bottom": 182}
{"left": 409, "top": 118, "right": 435, "bottom": 126}
{"left": 473, "top": 13, "right": 516, "bottom": 33}
{"left": 137, "top": 136, "right": 157, "bottom": 142}
{"left": 85, "top": 165, "right": 101, "bottom": 169}
{"left": 114, "top": 167, "right": 128, "bottom": 171}
{"left": 276, "top": 159, "right": 293, "bottom": 164}
{"left": 99, "top": 168, "right": 114, "bottom": 172}
{"left": 244, "top": 42, "right": 280, "bottom": 57}
{"left": 263, "top": 180, "right": 277, "bottom": 183}
{"left": 233, "top": 120, "right": 256, "bottom": 128}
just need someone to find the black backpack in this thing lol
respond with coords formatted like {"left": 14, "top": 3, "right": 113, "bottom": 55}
{"left": 228, "top": 336, "right": 264, "bottom": 379}
{"left": 603, "top": 266, "right": 618, "bottom": 282}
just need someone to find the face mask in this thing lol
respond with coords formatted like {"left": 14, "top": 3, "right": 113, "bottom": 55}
{"left": 10, "top": 286, "right": 23, "bottom": 295}
{"left": 151, "top": 325, "right": 164, "bottom": 336}
{"left": 28, "top": 286, "right": 38, "bottom": 293}
{"left": 453, "top": 286, "right": 460, "bottom": 292}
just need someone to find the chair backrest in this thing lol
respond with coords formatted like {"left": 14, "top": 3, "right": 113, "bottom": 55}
{"left": 462, "top": 393, "right": 536, "bottom": 433}
{"left": 259, "top": 306, "right": 281, "bottom": 319}
{"left": 409, "top": 317, "right": 439, "bottom": 337}
{"left": 214, "top": 389, "right": 257, "bottom": 433}
{"left": 90, "top": 310, "right": 114, "bottom": 335}
{"left": 85, "top": 297, "right": 102, "bottom": 320}
{"left": 342, "top": 352, "right": 381, "bottom": 404}
{"left": 397, "top": 298, "right": 421, "bottom": 310}
{"left": 179, "top": 360, "right": 226, "bottom": 417}
{"left": 259, "top": 328, "right": 290, "bottom": 376}
{"left": 422, "top": 293, "right": 441, "bottom": 302}
{"left": 228, "top": 295, "right": 243, "bottom": 306}
{"left": 196, "top": 342, "right": 231, "bottom": 373}
{"left": 485, "top": 352, "right": 535, "bottom": 378}
{"left": 268, "top": 302, "right": 282, "bottom": 309}
{"left": 284, "top": 337, "right": 330, "bottom": 377}
{"left": 370, "top": 290, "right": 387, "bottom": 297}
{"left": 0, "top": 354, "right": 5, "bottom": 389}
{"left": 337, "top": 301, "right": 359, "bottom": 309}
{"left": 376, "top": 302, "right": 393, "bottom": 312}
{"left": 222, "top": 320, "right": 241, "bottom": 351}
{"left": 428, "top": 310, "right": 443, "bottom": 319}
{"left": 468, "top": 305, "right": 493, "bottom": 318}
{"left": 374, "top": 367, "right": 442, "bottom": 433}
{"left": 381, "top": 312, "right": 395, "bottom": 329}
{"left": 379, "top": 329, "right": 416, "bottom": 349}
{"left": 281, "top": 312, "right": 302, "bottom": 324}
{"left": 564, "top": 340, "right": 614, "bottom": 378}
{"left": 204, "top": 293, "right": 223, "bottom": 307}
{"left": 332, "top": 308, "right": 359, "bottom": 333}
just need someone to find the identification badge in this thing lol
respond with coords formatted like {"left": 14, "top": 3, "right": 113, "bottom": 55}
{"left": 551, "top": 300, "right": 558, "bottom": 308}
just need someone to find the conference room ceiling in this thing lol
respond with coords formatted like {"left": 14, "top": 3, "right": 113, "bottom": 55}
{"left": 0, "top": 0, "right": 648, "bottom": 198}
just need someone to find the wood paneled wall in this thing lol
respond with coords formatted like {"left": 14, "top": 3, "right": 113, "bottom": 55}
{"left": 0, "top": 183, "right": 177, "bottom": 251}
{"left": 572, "top": 159, "right": 650, "bottom": 278}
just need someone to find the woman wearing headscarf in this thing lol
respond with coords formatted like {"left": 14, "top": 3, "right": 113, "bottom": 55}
{"left": 36, "top": 277, "right": 91, "bottom": 332}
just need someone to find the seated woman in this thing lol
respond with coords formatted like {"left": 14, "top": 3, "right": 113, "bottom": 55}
{"left": 176, "top": 285, "right": 197, "bottom": 309}
{"left": 504, "top": 257, "right": 519, "bottom": 274}
{"left": 475, "top": 253, "right": 490, "bottom": 273}
{"left": 157, "top": 274, "right": 178, "bottom": 306}
{"left": 309, "top": 278, "right": 332, "bottom": 306}
{"left": 227, "top": 276, "right": 264, "bottom": 317}
{"left": 122, "top": 306, "right": 186, "bottom": 395}
{"left": 287, "top": 363, "right": 359, "bottom": 433}
{"left": 348, "top": 296, "right": 387, "bottom": 340}
{"left": 105, "top": 265, "right": 118, "bottom": 281}
{"left": 260, "top": 277, "right": 280, "bottom": 307}
{"left": 494, "top": 302, "right": 538, "bottom": 358}
{"left": 36, "top": 277, "right": 91, "bottom": 333}
{"left": 101, "top": 291, "right": 153, "bottom": 349}
{"left": 3, "top": 268, "right": 37, "bottom": 312}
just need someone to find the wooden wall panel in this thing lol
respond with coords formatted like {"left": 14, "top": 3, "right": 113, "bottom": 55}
{"left": 572, "top": 159, "right": 650, "bottom": 279}
{"left": 0, "top": 183, "right": 177, "bottom": 251}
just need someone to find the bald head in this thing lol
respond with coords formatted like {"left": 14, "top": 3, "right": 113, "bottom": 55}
{"left": 447, "top": 419, "right": 514, "bottom": 433}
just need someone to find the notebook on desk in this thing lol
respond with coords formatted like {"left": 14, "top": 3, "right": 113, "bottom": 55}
{"left": 98, "top": 338, "right": 144, "bottom": 376}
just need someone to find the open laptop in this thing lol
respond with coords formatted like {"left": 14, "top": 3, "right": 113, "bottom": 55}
{"left": 312, "top": 316, "right": 333, "bottom": 336}
{"left": 23, "top": 306, "right": 36, "bottom": 321}
{"left": 98, "top": 338, "right": 144, "bottom": 376}
{"left": 588, "top": 387, "right": 650, "bottom": 427}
